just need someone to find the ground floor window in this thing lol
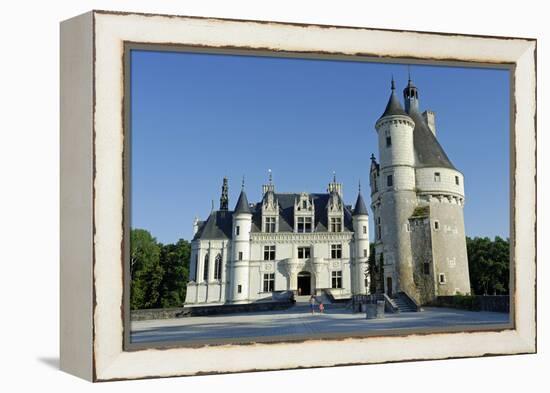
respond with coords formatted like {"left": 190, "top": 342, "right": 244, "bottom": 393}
{"left": 423, "top": 262, "right": 430, "bottom": 275}
{"left": 439, "top": 273, "right": 446, "bottom": 284}
{"left": 331, "top": 270, "right": 342, "bottom": 288}
{"left": 263, "top": 273, "right": 275, "bottom": 292}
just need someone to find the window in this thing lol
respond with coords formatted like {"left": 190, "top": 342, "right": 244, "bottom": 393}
{"left": 297, "top": 216, "right": 313, "bottom": 233}
{"left": 237, "top": 285, "right": 242, "bottom": 293}
{"left": 264, "top": 217, "right": 276, "bottom": 233}
{"left": 434, "top": 172, "right": 441, "bottom": 182}
{"left": 302, "top": 200, "right": 307, "bottom": 209}
{"left": 434, "top": 220, "right": 440, "bottom": 230}
{"left": 331, "top": 271, "right": 342, "bottom": 289}
{"left": 330, "top": 217, "right": 342, "bottom": 232}
{"left": 363, "top": 249, "right": 368, "bottom": 258}
{"left": 386, "top": 136, "right": 392, "bottom": 147}
{"left": 236, "top": 226, "right": 240, "bottom": 236}
{"left": 203, "top": 253, "right": 209, "bottom": 281}
{"left": 331, "top": 244, "right": 342, "bottom": 259}
{"left": 423, "top": 262, "right": 430, "bottom": 275}
{"left": 387, "top": 175, "right": 393, "bottom": 187}
{"left": 298, "top": 247, "right": 311, "bottom": 259}
{"left": 264, "top": 245, "right": 276, "bottom": 260}
{"left": 439, "top": 273, "right": 446, "bottom": 284}
{"left": 455, "top": 176, "right": 460, "bottom": 185}
{"left": 405, "top": 222, "right": 411, "bottom": 232}
{"left": 214, "top": 254, "right": 222, "bottom": 280}
{"left": 192, "top": 254, "right": 198, "bottom": 281}
{"left": 238, "top": 251, "right": 243, "bottom": 261}
{"left": 363, "top": 225, "right": 367, "bottom": 234}
{"left": 376, "top": 217, "right": 382, "bottom": 240}
{"left": 263, "top": 273, "right": 275, "bottom": 292}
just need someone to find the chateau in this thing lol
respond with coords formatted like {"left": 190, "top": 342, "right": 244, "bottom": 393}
{"left": 369, "top": 78, "right": 471, "bottom": 304}
{"left": 184, "top": 175, "right": 370, "bottom": 306}
{"left": 184, "top": 76, "right": 471, "bottom": 308}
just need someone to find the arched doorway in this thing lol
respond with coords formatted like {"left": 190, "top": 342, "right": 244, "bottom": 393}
{"left": 297, "top": 271, "right": 312, "bottom": 295}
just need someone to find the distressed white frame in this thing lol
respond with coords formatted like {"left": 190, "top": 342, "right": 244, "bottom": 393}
{"left": 60, "top": 10, "right": 536, "bottom": 382}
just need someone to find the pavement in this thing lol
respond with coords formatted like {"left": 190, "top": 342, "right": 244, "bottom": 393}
{"left": 130, "top": 300, "right": 511, "bottom": 344}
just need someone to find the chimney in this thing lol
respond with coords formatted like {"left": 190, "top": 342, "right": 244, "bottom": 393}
{"left": 422, "top": 110, "right": 436, "bottom": 136}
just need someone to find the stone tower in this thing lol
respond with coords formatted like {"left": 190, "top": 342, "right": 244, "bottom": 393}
{"left": 230, "top": 179, "right": 253, "bottom": 303}
{"left": 370, "top": 77, "right": 471, "bottom": 304}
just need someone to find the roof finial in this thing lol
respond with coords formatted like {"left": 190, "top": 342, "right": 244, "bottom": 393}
{"left": 391, "top": 75, "right": 395, "bottom": 91}
{"left": 408, "top": 65, "right": 411, "bottom": 82}
{"left": 211, "top": 199, "right": 214, "bottom": 211}
{"left": 358, "top": 179, "right": 362, "bottom": 193}
{"left": 332, "top": 171, "right": 336, "bottom": 183}
{"left": 268, "top": 168, "right": 272, "bottom": 184}
{"left": 241, "top": 175, "right": 245, "bottom": 190}
{"left": 370, "top": 153, "right": 376, "bottom": 162}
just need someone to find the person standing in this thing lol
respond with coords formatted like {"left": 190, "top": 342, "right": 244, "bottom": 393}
{"left": 319, "top": 302, "right": 325, "bottom": 314}
{"left": 309, "top": 295, "right": 316, "bottom": 314}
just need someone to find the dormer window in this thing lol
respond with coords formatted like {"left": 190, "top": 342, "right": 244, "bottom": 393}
{"left": 302, "top": 200, "right": 307, "bottom": 209}
{"left": 264, "top": 216, "right": 276, "bottom": 233}
{"left": 297, "top": 217, "right": 313, "bottom": 233}
{"left": 330, "top": 217, "right": 342, "bottom": 232}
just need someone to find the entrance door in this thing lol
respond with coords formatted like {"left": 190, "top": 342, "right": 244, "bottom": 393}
{"left": 297, "top": 271, "right": 312, "bottom": 295}
{"left": 386, "top": 277, "right": 393, "bottom": 297}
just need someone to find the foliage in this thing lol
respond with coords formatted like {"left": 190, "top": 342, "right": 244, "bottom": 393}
{"left": 130, "top": 229, "right": 191, "bottom": 310}
{"left": 367, "top": 243, "right": 377, "bottom": 294}
{"left": 467, "top": 236, "right": 510, "bottom": 295}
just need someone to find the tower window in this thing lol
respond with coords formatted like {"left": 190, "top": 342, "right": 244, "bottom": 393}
{"left": 439, "top": 273, "right": 447, "bottom": 284}
{"left": 387, "top": 175, "right": 393, "bottom": 187}
{"left": 237, "top": 285, "right": 242, "bottom": 293}
{"left": 386, "top": 136, "right": 392, "bottom": 147}
{"left": 331, "top": 271, "right": 343, "bottom": 288}
{"left": 330, "top": 217, "right": 342, "bottom": 232}
{"left": 263, "top": 245, "right": 276, "bottom": 261}
{"left": 363, "top": 225, "right": 367, "bottom": 234}
{"left": 264, "top": 217, "right": 276, "bottom": 233}
{"left": 434, "top": 172, "right": 441, "bottom": 182}
{"left": 455, "top": 176, "right": 460, "bottom": 185}
{"left": 363, "top": 249, "right": 368, "bottom": 258}
{"left": 377, "top": 217, "right": 382, "bottom": 240}
{"left": 331, "top": 244, "right": 342, "bottom": 259}
{"left": 298, "top": 247, "right": 311, "bottom": 259}
{"left": 238, "top": 251, "right": 243, "bottom": 261}
{"left": 423, "top": 263, "right": 430, "bottom": 275}
{"left": 263, "top": 273, "right": 275, "bottom": 292}
{"left": 434, "top": 220, "right": 440, "bottom": 231}
{"left": 236, "top": 226, "right": 240, "bottom": 236}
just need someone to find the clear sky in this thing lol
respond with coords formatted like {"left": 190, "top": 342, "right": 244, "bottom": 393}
{"left": 130, "top": 49, "right": 510, "bottom": 244}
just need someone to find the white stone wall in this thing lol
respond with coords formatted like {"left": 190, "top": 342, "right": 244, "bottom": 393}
{"left": 376, "top": 115, "right": 415, "bottom": 168}
{"left": 415, "top": 167, "right": 465, "bottom": 198}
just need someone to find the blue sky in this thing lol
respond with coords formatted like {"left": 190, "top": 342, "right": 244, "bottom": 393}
{"left": 131, "top": 50, "right": 510, "bottom": 244}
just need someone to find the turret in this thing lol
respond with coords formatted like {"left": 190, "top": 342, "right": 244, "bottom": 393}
{"left": 403, "top": 76, "right": 419, "bottom": 113}
{"left": 352, "top": 183, "right": 369, "bottom": 294}
{"left": 231, "top": 178, "right": 252, "bottom": 302}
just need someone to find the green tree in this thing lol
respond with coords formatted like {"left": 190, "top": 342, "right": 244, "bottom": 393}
{"left": 367, "top": 243, "right": 377, "bottom": 294}
{"left": 157, "top": 239, "right": 191, "bottom": 308}
{"left": 130, "top": 229, "right": 163, "bottom": 310}
{"left": 467, "top": 236, "right": 510, "bottom": 295}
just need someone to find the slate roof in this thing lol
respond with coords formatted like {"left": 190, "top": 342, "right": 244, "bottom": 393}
{"left": 353, "top": 192, "right": 369, "bottom": 216}
{"left": 234, "top": 190, "right": 252, "bottom": 214}
{"left": 193, "top": 192, "right": 355, "bottom": 241}
{"left": 408, "top": 108, "right": 455, "bottom": 170}
{"left": 380, "top": 89, "right": 408, "bottom": 119}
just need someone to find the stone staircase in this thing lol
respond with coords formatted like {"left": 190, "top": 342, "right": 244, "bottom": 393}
{"left": 393, "top": 292, "right": 418, "bottom": 312}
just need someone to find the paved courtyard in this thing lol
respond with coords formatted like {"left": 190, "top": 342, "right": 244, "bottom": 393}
{"left": 131, "top": 304, "right": 510, "bottom": 344}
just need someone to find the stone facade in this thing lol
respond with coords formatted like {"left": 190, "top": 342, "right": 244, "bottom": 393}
{"left": 185, "top": 176, "right": 370, "bottom": 307}
{"left": 370, "top": 78, "right": 471, "bottom": 304}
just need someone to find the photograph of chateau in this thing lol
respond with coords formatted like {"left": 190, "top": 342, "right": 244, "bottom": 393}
{"left": 128, "top": 49, "right": 511, "bottom": 346}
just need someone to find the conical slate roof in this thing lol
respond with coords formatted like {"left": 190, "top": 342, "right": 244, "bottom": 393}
{"left": 353, "top": 192, "right": 369, "bottom": 216}
{"left": 379, "top": 80, "right": 409, "bottom": 119}
{"left": 234, "top": 190, "right": 252, "bottom": 214}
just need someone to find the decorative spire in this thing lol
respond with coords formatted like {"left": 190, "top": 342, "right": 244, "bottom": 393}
{"left": 268, "top": 169, "right": 272, "bottom": 184}
{"left": 353, "top": 187, "right": 369, "bottom": 216}
{"left": 370, "top": 153, "right": 376, "bottom": 162}
{"left": 358, "top": 179, "right": 361, "bottom": 193}
{"left": 219, "top": 177, "right": 229, "bottom": 211}
{"left": 391, "top": 75, "right": 395, "bottom": 91}
{"left": 241, "top": 175, "right": 245, "bottom": 191}
{"left": 333, "top": 171, "right": 336, "bottom": 183}
{"left": 263, "top": 169, "right": 275, "bottom": 195}
{"left": 403, "top": 68, "right": 419, "bottom": 113}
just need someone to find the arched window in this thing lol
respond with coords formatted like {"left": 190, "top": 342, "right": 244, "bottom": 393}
{"left": 214, "top": 254, "right": 222, "bottom": 280}
{"left": 203, "top": 253, "right": 209, "bottom": 281}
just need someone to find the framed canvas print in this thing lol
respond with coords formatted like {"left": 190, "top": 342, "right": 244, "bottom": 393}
{"left": 60, "top": 10, "right": 537, "bottom": 381}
